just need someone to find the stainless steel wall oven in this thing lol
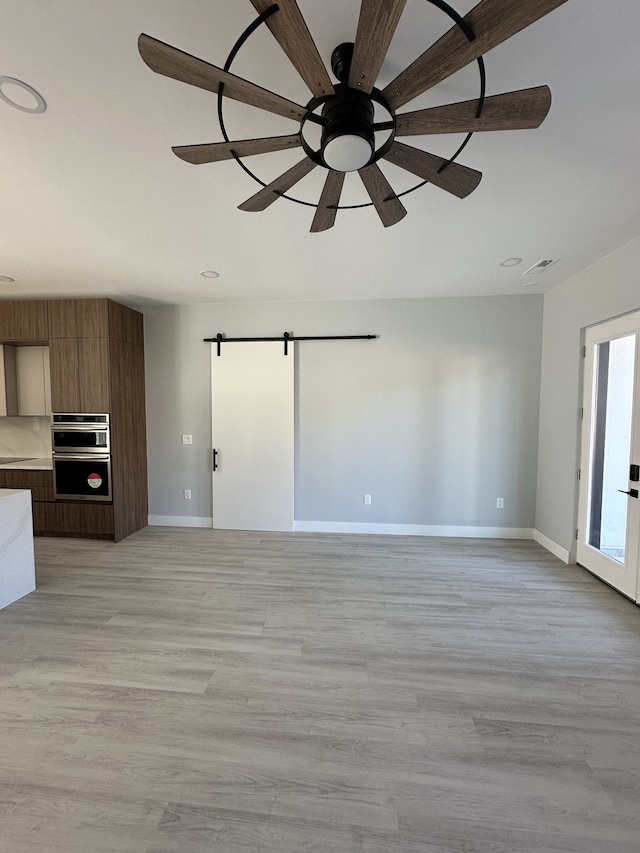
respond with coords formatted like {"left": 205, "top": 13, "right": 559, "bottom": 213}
{"left": 52, "top": 413, "right": 110, "bottom": 453}
{"left": 52, "top": 414, "right": 112, "bottom": 500}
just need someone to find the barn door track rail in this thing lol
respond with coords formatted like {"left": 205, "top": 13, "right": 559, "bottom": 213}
{"left": 205, "top": 332, "right": 378, "bottom": 356}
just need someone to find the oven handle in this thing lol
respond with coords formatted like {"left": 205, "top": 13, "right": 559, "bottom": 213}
{"left": 52, "top": 424, "right": 110, "bottom": 431}
{"left": 53, "top": 454, "right": 111, "bottom": 462}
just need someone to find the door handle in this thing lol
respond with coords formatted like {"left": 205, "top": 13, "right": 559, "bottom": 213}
{"left": 618, "top": 488, "right": 639, "bottom": 498}
{"left": 212, "top": 448, "right": 218, "bottom": 471}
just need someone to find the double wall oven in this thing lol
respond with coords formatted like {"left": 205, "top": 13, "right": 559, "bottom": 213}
{"left": 52, "top": 414, "right": 112, "bottom": 500}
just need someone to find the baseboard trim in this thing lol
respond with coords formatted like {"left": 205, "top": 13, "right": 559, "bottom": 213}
{"left": 146, "top": 518, "right": 557, "bottom": 550}
{"left": 148, "top": 515, "right": 212, "bottom": 529}
{"left": 533, "top": 529, "right": 570, "bottom": 563}
{"left": 293, "top": 521, "right": 534, "bottom": 539}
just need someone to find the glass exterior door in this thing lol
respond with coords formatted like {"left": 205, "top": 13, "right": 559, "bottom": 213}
{"left": 577, "top": 312, "right": 640, "bottom": 601}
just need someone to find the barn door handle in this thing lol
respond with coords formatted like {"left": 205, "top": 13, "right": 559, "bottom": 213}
{"left": 212, "top": 448, "right": 218, "bottom": 471}
{"left": 618, "top": 488, "right": 638, "bottom": 498}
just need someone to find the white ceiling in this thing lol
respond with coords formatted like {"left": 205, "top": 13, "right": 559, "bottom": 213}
{"left": 1, "top": 0, "right": 639, "bottom": 307}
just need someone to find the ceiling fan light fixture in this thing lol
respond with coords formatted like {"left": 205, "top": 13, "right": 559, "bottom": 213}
{"left": 322, "top": 134, "right": 373, "bottom": 172}
{"left": 320, "top": 85, "right": 375, "bottom": 172}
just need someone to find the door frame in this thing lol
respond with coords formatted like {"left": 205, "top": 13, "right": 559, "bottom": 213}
{"left": 576, "top": 310, "right": 640, "bottom": 602}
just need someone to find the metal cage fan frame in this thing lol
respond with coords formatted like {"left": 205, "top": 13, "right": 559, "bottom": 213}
{"left": 138, "top": 0, "right": 568, "bottom": 232}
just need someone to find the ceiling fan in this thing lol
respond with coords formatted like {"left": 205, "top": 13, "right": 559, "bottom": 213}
{"left": 138, "top": 0, "right": 568, "bottom": 232}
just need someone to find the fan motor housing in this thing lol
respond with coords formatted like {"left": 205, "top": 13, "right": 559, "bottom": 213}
{"left": 320, "top": 87, "right": 375, "bottom": 171}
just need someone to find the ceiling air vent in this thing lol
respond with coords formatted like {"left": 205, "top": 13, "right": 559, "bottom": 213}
{"left": 523, "top": 258, "right": 559, "bottom": 276}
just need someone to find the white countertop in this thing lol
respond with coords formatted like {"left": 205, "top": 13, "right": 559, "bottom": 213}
{"left": 0, "top": 457, "right": 53, "bottom": 471}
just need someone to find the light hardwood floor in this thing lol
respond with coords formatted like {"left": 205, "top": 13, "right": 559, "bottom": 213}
{"left": 0, "top": 528, "right": 639, "bottom": 852}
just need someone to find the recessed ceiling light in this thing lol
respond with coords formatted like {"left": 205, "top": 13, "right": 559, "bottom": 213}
{"left": 0, "top": 275, "right": 15, "bottom": 283}
{"left": 200, "top": 270, "right": 220, "bottom": 279}
{"left": 0, "top": 76, "right": 46, "bottom": 113}
{"left": 500, "top": 257, "right": 523, "bottom": 267}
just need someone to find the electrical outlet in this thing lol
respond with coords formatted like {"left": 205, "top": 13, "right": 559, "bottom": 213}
{"left": 364, "top": 494, "right": 372, "bottom": 505}
{"left": 182, "top": 435, "right": 193, "bottom": 445}
{"left": 184, "top": 489, "right": 192, "bottom": 500}
{"left": 496, "top": 498, "right": 504, "bottom": 509}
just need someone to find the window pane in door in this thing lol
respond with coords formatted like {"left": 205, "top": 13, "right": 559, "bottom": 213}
{"left": 588, "top": 334, "right": 636, "bottom": 563}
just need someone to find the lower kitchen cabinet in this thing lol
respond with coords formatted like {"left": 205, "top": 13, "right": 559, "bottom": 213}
{"left": 0, "top": 470, "right": 116, "bottom": 540}
{"left": 0, "top": 470, "right": 53, "bottom": 502}
{"left": 32, "top": 501, "right": 114, "bottom": 539}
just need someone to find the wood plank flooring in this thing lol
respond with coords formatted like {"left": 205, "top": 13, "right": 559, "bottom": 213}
{"left": 0, "top": 528, "right": 639, "bottom": 852}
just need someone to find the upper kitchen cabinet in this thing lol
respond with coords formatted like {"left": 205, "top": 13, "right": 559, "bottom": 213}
{"left": 48, "top": 298, "right": 143, "bottom": 414}
{"left": 48, "top": 298, "right": 141, "bottom": 345}
{"left": 48, "top": 299, "right": 110, "bottom": 339}
{"left": 0, "top": 301, "right": 48, "bottom": 342}
{"left": 49, "top": 337, "right": 110, "bottom": 413}
{"left": 108, "top": 300, "right": 144, "bottom": 347}
{"left": 79, "top": 337, "right": 110, "bottom": 412}
{"left": 48, "top": 338, "right": 79, "bottom": 412}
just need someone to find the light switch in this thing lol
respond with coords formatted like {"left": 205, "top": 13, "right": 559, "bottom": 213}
{"left": 182, "top": 435, "right": 193, "bottom": 445}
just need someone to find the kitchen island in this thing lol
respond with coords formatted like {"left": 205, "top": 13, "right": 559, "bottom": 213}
{"left": 0, "top": 489, "right": 36, "bottom": 610}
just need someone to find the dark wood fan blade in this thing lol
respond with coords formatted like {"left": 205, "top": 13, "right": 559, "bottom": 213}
{"left": 310, "top": 170, "right": 345, "bottom": 232}
{"left": 173, "top": 135, "right": 301, "bottom": 164}
{"left": 249, "top": 0, "right": 333, "bottom": 97}
{"left": 382, "top": 0, "right": 569, "bottom": 110}
{"left": 396, "top": 86, "right": 551, "bottom": 135}
{"left": 358, "top": 163, "right": 407, "bottom": 227}
{"left": 238, "top": 156, "right": 317, "bottom": 212}
{"left": 384, "top": 141, "right": 481, "bottom": 198}
{"left": 138, "top": 33, "right": 306, "bottom": 121}
{"left": 348, "top": 0, "right": 408, "bottom": 94}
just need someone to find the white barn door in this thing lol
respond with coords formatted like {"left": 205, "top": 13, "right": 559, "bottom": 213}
{"left": 211, "top": 342, "right": 294, "bottom": 531}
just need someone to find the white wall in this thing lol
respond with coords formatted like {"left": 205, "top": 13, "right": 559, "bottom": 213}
{"left": 536, "top": 236, "right": 640, "bottom": 555}
{"left": 144, "top": 295, "right": 543, "bottom": 534}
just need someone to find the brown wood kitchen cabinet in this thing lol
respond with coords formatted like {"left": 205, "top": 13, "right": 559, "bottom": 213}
{"left": 0, "top": 469, "right": 57, "bottom": 538}
{"left": 48, "top": 298, "right": 147, "bottom": 541}
{"left": 0, "top": 297, "right": 147, "bottom": 542}
{"left": 48, "top": 298, "right": 138, "bottom": 413}
{"left": 47, "top": 298, "right": 109, "bottom": 339}
{"left": 0, "top": 300, "right": 48, "bottom": 342}
{"left": 49, "top": 337, "right": 110, "bottom": 412}
{"left": 0, "top": 469, "right": 53, "bottom": 502}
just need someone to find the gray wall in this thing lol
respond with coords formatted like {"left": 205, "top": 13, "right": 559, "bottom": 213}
{"left": 144, "top": 295, "right": 543, "bottom": 530}
{"left": 535, "top": 236, "right": 640, "bottom": 553}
